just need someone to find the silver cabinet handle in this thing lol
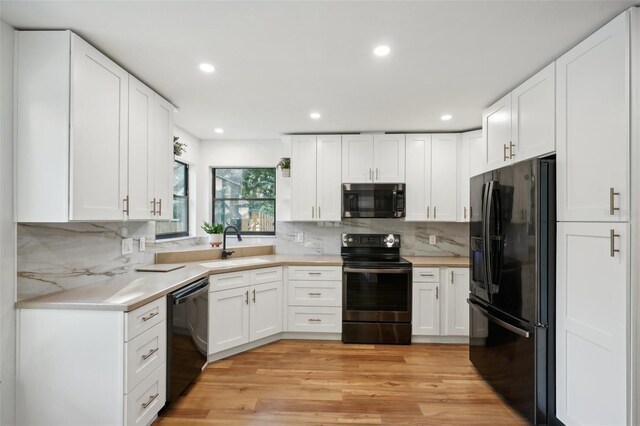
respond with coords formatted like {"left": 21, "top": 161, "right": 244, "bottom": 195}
{"left": 123, "top": 195, "right": 129, "bottom": 215}
{"left": 312, "top": 206, "right": 314, "bottom": 218}
{"left": 376, "top": 168, "right": 379, "bottom": 181}
{"left": 463, "top": 206, "right": 467, "bottom": 220}
{"left": 509, "top": 141, "right": 515, "bottom": 159}
{"left": 308, "top": 292, "right": 322, "bottom": 296}
{"left": 469, "top": 206, "right": 473, "bottom": 218}
{"left": 141, "top": 347, "right": 159, "bottom": 360}
{"left": 435, "top": 286, "right": 439, "bottom": 300}
{"left": 308, "top": 318, "right": 322, "bottom": 322}
{"left": 150, "top": 198, "right": 157, "bottom": 215}
{"left": 433, "top": 206, "right": 437, "bottom": 219}
{"left": 245, "top": 290, "right": 249, "bottom": 305}
{"left": 369, "top": 168, "right": 372, "bottom": 181}
{"left": 610, "top": 229, "right": 620, "bottom": 257}
{"left": 420, "top": 273, "right": 434, "bottom": 277}
{"left": 158, "top": 198, "right": 162, "bottom": 216}
{"left": 308, "top": 272, "right": 322, "bottom": 275}
{"left": 503, "top": 144, "right": 509, "bottom": 161}
{"left": 450, "top": 271, "right": 454, "bottom": 284}
{"left": 426, "top": 206, "right": 430, "bottom": 218}
{"left": 318, "top": 206, "right": 321, "bottom": 219}
{"left": 252, "top": 289, "right": 256, "bottom": 303}
{"left": 141, "top": 311, "right": 159, "bottom": 322}
{"left": 141, "top": 393, "right": 159, "bottom": 409}
{"left": 610, "top": 187, "right": 620, "bottom": 215}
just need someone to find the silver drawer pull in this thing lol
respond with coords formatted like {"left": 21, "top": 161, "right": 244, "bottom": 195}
{"left": 308, "top": 292, "right": 322, "bottom": 296}
{"left": 308, "top": 272, "right": 322, "bottom": 275}
{"left": 141, "top": 347, "right": 159, "bottom": 360}
{"left": 141, "top": 393, "right": 159, "bottom": 409}
{"left": 141, "top": 311, "right": 159, "bottom": 322}
{"left": 308, "top": 318, "right": 322, "bottom": 322}
{"left": 420, "top": 273, "right": 434, "bottom": 277}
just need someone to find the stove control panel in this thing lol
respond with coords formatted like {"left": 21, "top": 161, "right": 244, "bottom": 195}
{"left": 341, "top": 233, "right": 401, "bottom": 248}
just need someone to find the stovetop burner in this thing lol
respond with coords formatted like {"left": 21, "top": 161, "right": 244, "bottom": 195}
{"left": 340, "top": 233, "right": 411, "bottom": 269}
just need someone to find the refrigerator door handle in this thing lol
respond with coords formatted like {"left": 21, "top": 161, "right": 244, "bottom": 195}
{"left": 468, "top": 299, "right": 531, "bottom": 338}
{"left": 484, "top": 181, "right": 495, "bottom": 291}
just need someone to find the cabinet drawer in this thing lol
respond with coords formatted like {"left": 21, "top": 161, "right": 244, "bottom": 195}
{"left": 125, "top": 298, "right": 166, "bottom": 341}
{"left": 287, "top": 306, "right": 342, "bottom": 332}
{"left": 413, "top": 268, "right": 440, "bottom": 283}
{"left": 125, "top": 364, "right": 166, "bottom": 426}
{"left": 251, "top": 267, "right": 283, "bottom": 285}
{"left": 210, "top": 270, "right": 251, "bottom": 292}
{"left": 289, "top": 281, "right": 341, "bottom": 307}
{"left": 125, "top": 321, "right": 166, "bottom": 393}
{"left": 287, "top": 266, "right": 341, "bottom": 281}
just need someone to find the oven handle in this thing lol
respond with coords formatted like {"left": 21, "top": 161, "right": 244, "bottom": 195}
{"left": 343, "top": 267, "right": 412, "bottom": 274}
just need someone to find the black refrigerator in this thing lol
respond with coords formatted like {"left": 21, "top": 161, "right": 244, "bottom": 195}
{"left": 468, "top": 158, "right": 557, "bottom": 425}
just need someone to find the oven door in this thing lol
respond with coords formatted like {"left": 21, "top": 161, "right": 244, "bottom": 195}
{"left": 342, "top": 184, "right": 404, "bottom": 218}
{"left": 343, "top": 266, "right": 412, "bottom": 322}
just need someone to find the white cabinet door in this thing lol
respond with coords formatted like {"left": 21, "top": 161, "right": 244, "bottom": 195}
{"left": 405, "top": 134, "right": 431, "bottom": 221}
{"left": 373, "top": 134, "right": 405, "bottom": 183}
{"left": 443, "top": 268, "right": 469, "bottom": 336}
{"left": 482, "top": 93, "right": 512, "bottom": 172}
{"left": 342, "top": 134, "right": 374, "bottom": 183}
{"left": 209, "top": 287, "right": 250, "bottom": 354}
{"left": 511, "top": 62, "right": 555, "bottom": 162}
{"left": 128, "top": 77, "right": 153, "bottom": 220}
{"left": 151, "top": 95, "right": 174, "bottom": 221}
{"left": 556, "top": 12, "right": 629, "bottom": 222}
{"left": 430, "top": 134, "right": 458, "bottom": 222}
{"left": 291, "top": 135, "right": 318, "bottom": 221}
{"left": 316, "top": 135, "right": 342, "bottom": 221}
{"left": 249, "top": 282, "right": 283, "bottom": 341}
{"left": 458, "top": 132, "right": 472, "bottom": 222}
{"left": 412, "top": 282, "right": 440, "bottom": 336}
{"left": 70, "top": 34, "right": 128, "bottom": 221}
{"left": 468, "top": 130, "right": 484, "bottom": 178}
{"left": 556, "top": 222, "right": 628, "bottom": 425}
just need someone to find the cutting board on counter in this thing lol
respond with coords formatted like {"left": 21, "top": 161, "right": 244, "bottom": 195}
{"left": 136, "top": 264, "right": 185, "bottom": 273}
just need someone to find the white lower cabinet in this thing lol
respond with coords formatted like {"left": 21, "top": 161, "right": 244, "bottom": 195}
{"left": 286, "top": 266, "right": 342, "bottom": 333}
{"left": 556, "top": 222, "right": 628, "bottom": 425}
{"left": 209, "top": 267, "right": 283, "bottom": 354}
{"left": 17, "top": 299, "right": 167, "bottom": 426}
{"left": 412, "top": 267, "right": 469, "bottom": 337}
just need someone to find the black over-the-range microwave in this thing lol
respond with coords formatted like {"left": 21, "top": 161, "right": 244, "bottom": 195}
{"left": 342, "top": 183, "right": 405, "bottom": 218}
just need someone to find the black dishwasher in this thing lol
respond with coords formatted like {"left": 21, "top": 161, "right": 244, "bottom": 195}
{"left": 165, "top": 277, "right": 209, "bottom": 407}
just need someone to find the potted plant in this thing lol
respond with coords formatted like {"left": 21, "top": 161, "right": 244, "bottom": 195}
{"left": 174, "top": 136, "right": 187, "bottom": 157}
{"left": 277, "top": 157, "right": 291, "bottom": 177}
{"left": 202, "top": 221, "right": 224, "bottom": 246}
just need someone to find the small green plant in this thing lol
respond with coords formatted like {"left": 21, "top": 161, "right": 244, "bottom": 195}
{"left": 277, "top": 157, "right": 290, "bottom": 170}
{"left": 174, "top": 136, "right": 187, "bottom": 157}
{"left": 201, "top": 221, "right": 224, "bottom": 234}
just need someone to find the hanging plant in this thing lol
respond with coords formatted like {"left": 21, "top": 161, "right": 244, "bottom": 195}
{"left": 173, "top": 136, "right": 187, "bottom": 157}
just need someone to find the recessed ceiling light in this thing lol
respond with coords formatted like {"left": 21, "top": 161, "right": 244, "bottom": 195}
{"left": 374, "top": 45, "right": 391, "bottom": 57}
{"left": 441, "top": 114, "right": 453, "bottom": 121}
{"left": 214, "top": 128, "right": 224, "bottom": 134}
{"left": 199, "top": 63, "right": 215, "bottom": 73}
{"left": 310, "top": 112, "right": 321, "bottom": 119}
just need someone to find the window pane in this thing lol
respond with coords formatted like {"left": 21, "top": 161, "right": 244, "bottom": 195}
{"left": 156, "top": 196, "right": 188, "bottom": 235}
{"left": 215, "top": 168, "right": 275, "bottom": 199}
{"left": 173, "top": 162, "right": 187, "bottom": 196}
{"left": 214, "top": 200, "right": 275, "bottom": 233}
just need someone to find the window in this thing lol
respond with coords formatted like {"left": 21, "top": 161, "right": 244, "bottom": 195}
{"left": 156, "top": 161, "right": 189, "bottom": 239}
{"left": 212, "top": 168, "right": 276, "bottom": 235}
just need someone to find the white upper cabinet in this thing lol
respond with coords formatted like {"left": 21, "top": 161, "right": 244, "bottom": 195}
{"left": 342, "top": 134, "right": 374, "bottom": 183}
{"left": 405, "top": 134, "right": 458, "bottom": 222}
{"left": 151, "top": 95, "right": 175, "bottom": 221}
{"left": 468, "top": 130, "right": 485, "bottom": 177}
{"left": 459, "top": 130, "right": 482, "bottom": 221}
{"left": 511, "top": 63, "right": 555, "bottom": 162}
{"left": 291, "top": 135, "right": 341, "bottom": 221}
{"left": 556, "top": 12, "right": 629, "bottom": 222}
{"left": 342, "top": 134, "right": 405, "bottom": 183}
{"left": 430, "top": 134, "right": 458, "bottom": 222}
{"left": 482, "top": 62, "right": 556, "bottom": 173}
{"left": 482, "top": 93, "right": 512, "bottom": 172}
{"left": 15, "top": 31, "right": 173, "bottom": 223}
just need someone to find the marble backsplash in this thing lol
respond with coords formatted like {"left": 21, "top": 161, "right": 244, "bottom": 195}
{"left": 16, "top": 220, "right": 468, "bottom": 301}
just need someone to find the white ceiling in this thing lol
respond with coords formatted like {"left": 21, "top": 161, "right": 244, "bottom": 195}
{"left": 1, "top": 0, "right": 636, "bottom": 140}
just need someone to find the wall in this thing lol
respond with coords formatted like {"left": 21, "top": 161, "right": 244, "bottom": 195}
{"left": 0, "top": 19, "right": 16, "bottom": 425}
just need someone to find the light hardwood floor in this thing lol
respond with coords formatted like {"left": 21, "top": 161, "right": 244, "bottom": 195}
{"left": 156, "top": 340, "right": 527, "bottom": 425}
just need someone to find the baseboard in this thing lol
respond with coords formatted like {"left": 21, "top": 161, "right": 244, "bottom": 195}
{"left": 411, "top": 335, "right": 469, "bottom": 344}
{"left": 207, "top": 334, "right": 282, "bottom": 362}
{"left": 282, "top": 332, "right": 342, "bottom": 340}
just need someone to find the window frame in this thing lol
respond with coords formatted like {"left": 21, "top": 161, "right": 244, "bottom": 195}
{"left": 212, "top": 167, "right": 276, "bottom": 236}
{"left": 156, "top": 160, "right": 190, "bottom": 240}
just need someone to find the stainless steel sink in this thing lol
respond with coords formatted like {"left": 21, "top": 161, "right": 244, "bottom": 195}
{"left": 200, "top": 258, "right": 269, "bottom": 269}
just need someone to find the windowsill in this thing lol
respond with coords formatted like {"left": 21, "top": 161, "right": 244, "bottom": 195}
{"left": 154, "top": 235, "right": 196, "bottom": 243}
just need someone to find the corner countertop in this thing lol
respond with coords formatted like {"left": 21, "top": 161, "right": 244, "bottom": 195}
{"left": 16, "top": 254, "right": 469, "bottom": 312}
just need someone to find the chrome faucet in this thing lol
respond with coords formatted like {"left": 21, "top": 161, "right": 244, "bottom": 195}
{"left": 221, "top": 225, "right": 242, "bottom": 259}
